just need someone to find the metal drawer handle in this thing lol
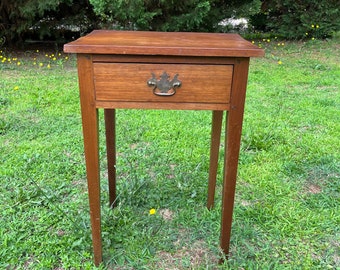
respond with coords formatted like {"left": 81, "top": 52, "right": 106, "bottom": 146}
{"left": 147, "top": 71, "right": 181, "bottom": 96}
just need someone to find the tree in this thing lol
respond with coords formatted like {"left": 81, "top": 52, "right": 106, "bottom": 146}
{"left": 253, "top": 0, "right": 340, "bottom": 39}
{"left": 89, "top": 0, "right": 256, "bottom": 32}
{"left": 0, "top": 0, "right": 98, "bottom": 47}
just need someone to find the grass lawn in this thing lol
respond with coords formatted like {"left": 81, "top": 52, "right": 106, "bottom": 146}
{"left": 0, "top": 36, "right": 339, "bottom": 269}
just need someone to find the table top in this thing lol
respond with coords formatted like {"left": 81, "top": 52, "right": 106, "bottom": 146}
{"left": 64, "top": 30, "right": 264, "bottom": 57}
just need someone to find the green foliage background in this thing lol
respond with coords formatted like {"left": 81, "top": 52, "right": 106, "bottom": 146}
{"left": 0, "top": 0, "right": 97, "bottom": 46}
{"left": 88, "top": 0, "right": 255, "bottom": 32}
{"left": 255, "top": 0, "right": 340, "bottom": 39}
{"left": 1, "top": 0, "right": 340, "bottom": 47}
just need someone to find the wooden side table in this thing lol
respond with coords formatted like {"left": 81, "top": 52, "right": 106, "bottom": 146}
{"left": 64, "top": 30, "right": 264, "bottom": 266}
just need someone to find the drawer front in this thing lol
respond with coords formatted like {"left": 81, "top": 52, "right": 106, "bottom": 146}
{"left": 93, "top": 63, "right": 233, "bottom": 104}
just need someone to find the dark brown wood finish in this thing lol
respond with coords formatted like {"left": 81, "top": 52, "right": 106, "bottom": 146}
{"left": 207, "top": 110, "right": 224, "bottom": 209}
{"left": 64, "top": 30, "right": 264, "bottom": 57}
{"left": 104, "top": 109, "right": 116, "bottom": 207}
{"left": 93, "top": 63, "right": 233, "bottom": 104}
{"left": 221, "top": 57, "right": 250, "bottom": 255}
{"left": 64, "top": 30, "right": 263, "bottom": 266}
{"left": 76, "top": 54, "right": 102, "bottom": 264}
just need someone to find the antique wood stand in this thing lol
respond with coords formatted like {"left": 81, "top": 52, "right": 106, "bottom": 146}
{"left": 64, "top": 30, "right": 264, "bottom": 266}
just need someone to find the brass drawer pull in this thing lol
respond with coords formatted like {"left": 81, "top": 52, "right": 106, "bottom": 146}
{"left": 147, "top": 71, "right": 181, "bottom": 96}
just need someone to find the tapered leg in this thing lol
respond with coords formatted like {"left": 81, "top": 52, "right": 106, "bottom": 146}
{"left": 207, "top": 110, "right": 223, "bottom": 209}
{"left": 104, "top": 109, "right": 116, "bottom": 207}
{"left": 77, "top": 55, "right": 102, "bottom": 266}
{"left": 220, "top": 110, "right": 240, "bottom": 257}
{"left": 220, "top": 58, "right": 250, "bottom": 258}
{"left": 82, "top": 108, "right": 102, "bottom": 266}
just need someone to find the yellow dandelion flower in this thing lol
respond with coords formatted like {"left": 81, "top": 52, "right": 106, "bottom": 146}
{"left": 33, "top": 62, "right": 37, "bottom": 65}
{"left": 14, "top": 86, "right": 19, "bottom": 91}
{"left": 149, "top": 208, "right": 156, "bottom": 215}
{"left": 58, "top": 53, "right": 61, "bottom": 56}
{"left": 65, "top": 56, "right": 69, "bottom": 60}
{"left": 39, "top": 62, "right": 44, "bottom": 67}
{"left": 278, "top": 60, "right": 282, "bottom": 65}
{"left": 52, "top": 57, "right": 56, "bottom": 61}
{"left": 45, "top": 54, "right": 49, "bottom": 57}
{"left": 311, "top": 24, "right": 315, "bottom": 28}
{"left": 47, "top": 64, "right": 51, "bottom": 69}
{"left": 316, "top": 25, "right": 319, "bottom": 28}
{"left": 17, "top": 62, "right": 21, "bottom": 66}
{"left": 36, "top": 50, "right": 39, "bottom": 53}
{"left": 306, "top": 32, "right": 309, "bottom": 36}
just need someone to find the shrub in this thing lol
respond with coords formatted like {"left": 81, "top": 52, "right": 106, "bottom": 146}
{"left": 252, "top": 0, "right": 340, "bottom": 39}
{"left": 89, "top": 0, "right": 256, "bottom": 32}
{"left": 0, "top": 0, "right": 98, "bottom": 47}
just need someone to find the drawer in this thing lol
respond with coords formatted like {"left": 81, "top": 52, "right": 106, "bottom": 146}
{"left": 93, "top": 63, "right": 233, "bottom": 104}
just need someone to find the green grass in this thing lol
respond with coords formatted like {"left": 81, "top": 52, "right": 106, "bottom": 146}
{"left": 0, "top": 37, "right": 339, "bottom": 269}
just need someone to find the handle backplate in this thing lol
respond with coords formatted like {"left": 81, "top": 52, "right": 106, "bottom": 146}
{"left": 147, "top": 71, "right": 181, "bottom": 96}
